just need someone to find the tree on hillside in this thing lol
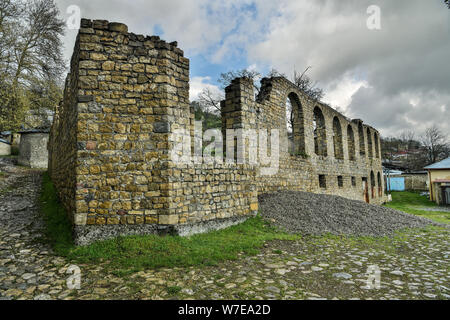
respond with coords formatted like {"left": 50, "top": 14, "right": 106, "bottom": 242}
{"left": 382, "top": 126, "right": 450, "bottom": 171}
{"left": 0, "top": 0, "right": 65, "bottom": 132}
{"left": 421, "top": 125, "right": 450, "bottom": 164}
{"left": 192, "top": 101, "right": 221, "bottom": 132}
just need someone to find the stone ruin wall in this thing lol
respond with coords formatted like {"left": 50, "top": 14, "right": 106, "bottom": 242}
{"left": 49, "top": 19, "right": 386, "bottom": 245}
{"left": 223, "top": 77, "right": 386, "bottom": 204}
{"left": 49, "top": 19, "right": 257, "bottom": 245}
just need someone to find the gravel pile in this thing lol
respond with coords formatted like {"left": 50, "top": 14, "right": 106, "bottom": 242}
{"left": 259, "top": 191, "right": 441, "bottom": 237}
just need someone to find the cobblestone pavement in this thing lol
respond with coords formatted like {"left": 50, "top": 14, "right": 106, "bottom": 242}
{"left": 0, "top": 160, "right": 449, "bottom": 300}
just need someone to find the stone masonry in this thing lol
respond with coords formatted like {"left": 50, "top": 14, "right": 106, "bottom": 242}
{"left": 18, "top": 131, "right": 49, "bottom": 169}
{"left": 48, "top": 19, "right": 386, "bottom": 245}
{"left": 222, "top": 77, "right": 386, "bottom": 204}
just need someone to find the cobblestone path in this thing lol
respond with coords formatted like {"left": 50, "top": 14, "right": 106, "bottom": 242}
{"left": 0, "top": 160, "right": 449, "bottom": 300}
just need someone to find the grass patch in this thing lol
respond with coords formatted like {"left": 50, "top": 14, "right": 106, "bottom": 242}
{"left": 385, "top": 191, "right": 450, "bottom": 224}
{"left": 11, "top": 146, "right": 19, "bottom": 156}
{"left": 166, "top": 286, "right": 182, "bottom": 295}
{"left": 41, "top": 174, "right": 447, "bottom": 276}
{"left": 40, "top": 172, "right": 301, "bottom": 274}
{"left": 68, "top": 216, "right": 301, "bottom": 275}
{"left": 40, "top": 172, "right": 74, "bottom": 255}
{"left": 0, "top": 154, "right": 18, "bottom": 159}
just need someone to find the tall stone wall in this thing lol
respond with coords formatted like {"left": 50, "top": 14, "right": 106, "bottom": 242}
{"left": 222, "top": 77, "right": 386, "bottom": 204}
{"left": 49, "top": 19, "right": 257, "bottom": 245}
{"left": 49, "top": 19, "right": 385, "bottom": 245}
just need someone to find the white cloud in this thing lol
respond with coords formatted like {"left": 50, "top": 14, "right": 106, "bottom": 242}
{"left": 189, "top": 77, "right": 223, "bottom": 102}
{"left": 246, "top": 0, "right": 450, "bottom": 137}
{"left": 322, "top": 73, "right": 369, "bottom": 113}
{"left": 57, "top": 0, "right": 450, "bottom": 138}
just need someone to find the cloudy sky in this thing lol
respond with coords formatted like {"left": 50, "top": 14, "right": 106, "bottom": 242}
{"left": 56, "top": 0, "right": 450, "bottom": 138}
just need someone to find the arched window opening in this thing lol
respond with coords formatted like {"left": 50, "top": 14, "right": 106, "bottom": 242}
{"left": 367, "top": 128, "right": 373, "bottom": 158}
{"left": 377, "top": 172, "right": 382, "bottom": 197}
{"left": 374, "top": 132, "right": 380, "bottom": 159}
{"left": 286, "top": 93, "right": 305, "bottom": 156}
{"left": 358, "top": 123, "right": 365, "bottom": 157}
{"left": 313, "top": 107, "right": 327, "bottom": 157}
{"left": 333, "top": 117, "right": 344, "bottom": 160}
{"left": 370, "top": 171, "right": 376, "bottom": 198}
{"left": 347, "top": 125, "right": 356, "bottom": 161}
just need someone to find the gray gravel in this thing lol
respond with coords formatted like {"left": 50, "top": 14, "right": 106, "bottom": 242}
{"left": 259, "top": 191, "right": 441, "bottom": 237}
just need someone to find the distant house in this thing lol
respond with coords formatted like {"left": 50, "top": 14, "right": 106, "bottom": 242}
{"left": 0, "top": 138, "right": 11, "bottom": 156}
{"left": 1, "top": 131, "right": 21, "bottom": 147}
{"left": 425, "top": 158, "right": 450, "bottom": 205}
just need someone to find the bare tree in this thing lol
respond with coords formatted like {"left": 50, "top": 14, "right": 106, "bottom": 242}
{"left": 197, "top": 87, "right": 224, "bottom": 114}
{"left": 292, "top": 67, "right": 324, "bottom": 102}
{"left": 269, "top": 67, "right": 324, "bottom": 102}
{"left": 399, "top": 130, "right": 416, "bottom": 148}
{"left": 218, "top": 69, "right": 262, "bottom": 92}
{"left": 421, "top": 125, "right": 449, "bottom": 164}
{"left": 193, "top": 69, "right": 261, "bottom": 114}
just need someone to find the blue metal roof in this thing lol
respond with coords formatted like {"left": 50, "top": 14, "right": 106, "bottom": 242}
{"left": 424, "top": 157, "right": 450, "bottom": 170}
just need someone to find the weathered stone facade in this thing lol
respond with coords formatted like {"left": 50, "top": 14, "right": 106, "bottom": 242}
{"left": 223, "top": 77, "right": 386, "bottom": 205}
{"left": 402, "top": 173, "right": 428, "bottom": 191}
{"left": 49, "top": 19, "right": 386, "bottom": 245}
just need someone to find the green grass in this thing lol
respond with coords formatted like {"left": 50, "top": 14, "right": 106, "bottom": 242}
{"left": 166, "top": 286, "right": 182, "bottom": 295}
{"left": 11, "top": 146, "right": 19, "bottom": 156}
{"left": 69, "top": 217, "right": 301, "bottom": 275}
{"left": 385, "top": 191, "right": 450, "bottom": 224}
{"left": 41, "top": 172, "right": 448, "bottom": 275}
{"left": 40, "top": 172, "right": 75, "bottom": 255}
{"left": 39, "top": 172, "right": 301, "bottom": 274}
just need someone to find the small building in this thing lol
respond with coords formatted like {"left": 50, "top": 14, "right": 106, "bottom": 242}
{"left": 384, "top": 169, "right": 404, "bottom": 191}
{"left": 0, "top": 138, "right": 11, "bottom": 156}
{"left": 18, "top": 129, "right": 49, "bottom": 169}
{"left": 0, "top": 131, "right": 12, "bottom": 143}
{"left": 425, "top": 158, "right": 450, "bottom": 205}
